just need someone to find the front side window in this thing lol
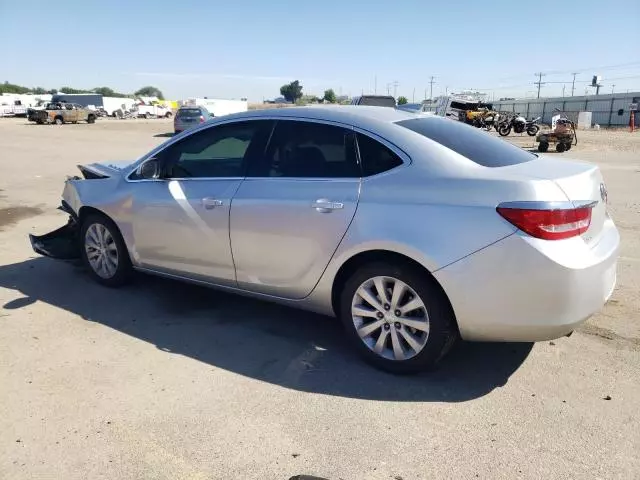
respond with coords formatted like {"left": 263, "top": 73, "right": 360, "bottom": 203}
{"left": 158, "top": 120, "right": 272, "bottom": 178}
{"left": 250, "top": 120, "right": 359, "bottom": 178}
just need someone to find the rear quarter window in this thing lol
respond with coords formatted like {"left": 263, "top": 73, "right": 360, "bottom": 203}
{"left": 397, "top": 118, "right": 535, "bottom": 167}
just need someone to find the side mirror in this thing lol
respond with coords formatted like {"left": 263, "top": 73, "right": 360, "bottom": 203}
{"left": 140, "top": 159, "right": 160, "bottom": 179}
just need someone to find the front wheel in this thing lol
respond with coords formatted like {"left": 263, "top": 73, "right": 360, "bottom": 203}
{"left": 54, "top": 117, "right": 63, "bottom": 125}
{"left": 164, "top": 112, "right": 172, "bottom": 118}
{"left": 340, "top": 262, "right": 457, "bottom": 373}
{"left": 498, "top": 125, "right": 511, "bottom": 136}
{"left": 80, "top": 214, "right": 132, "bottom": 287}
{"left": 526, "top": 125, "right": 539, "bottom": 136}
{"left": 87, "top": 115, "right": 96, "bottom": 124}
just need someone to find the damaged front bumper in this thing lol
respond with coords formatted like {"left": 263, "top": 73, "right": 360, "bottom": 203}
{"left": 29, "top": 201, "right": 80, "bottom": 260}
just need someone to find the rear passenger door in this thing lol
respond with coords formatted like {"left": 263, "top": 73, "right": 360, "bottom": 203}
{"left": 230, "top": 119, "right": 361, "bottom": 299}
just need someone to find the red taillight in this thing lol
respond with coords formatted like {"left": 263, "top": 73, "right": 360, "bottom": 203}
{"left": 199, "top": 115, "right": 205, "bottom": 123}
{"left": 497, "top": 205, "right": 593, "bottom": 240}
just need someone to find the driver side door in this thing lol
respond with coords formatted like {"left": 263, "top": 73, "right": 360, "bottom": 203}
{"left": 130, "top": 120, "right": 274, "bottom": 285}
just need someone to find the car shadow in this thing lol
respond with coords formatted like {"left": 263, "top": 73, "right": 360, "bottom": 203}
{"left": 153, "top": 133, "right": 174, "bottom": 138}
{"left": 0, "top": 258, "right": 533, "bottom": 402}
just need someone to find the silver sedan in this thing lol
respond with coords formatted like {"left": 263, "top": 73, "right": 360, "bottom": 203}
{"left": 30, "top": 106, "right": 619, "bottom": 373}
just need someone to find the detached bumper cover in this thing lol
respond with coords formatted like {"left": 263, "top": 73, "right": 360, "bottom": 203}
{"left": 29, "top": 202, "right": 80, "bottom": 260}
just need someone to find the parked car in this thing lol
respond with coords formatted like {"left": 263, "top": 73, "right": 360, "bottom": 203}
{"left": 174, "top": 106, "right": 212, "bottom": 134}
{"left": 29, "top": 106, "right": 619, "bottom": 373}
{"left": 351, "top": 95, "right": 397, "bottom": 107}
{"left": 30, "top": 102, "right": 97, "bottom": 125}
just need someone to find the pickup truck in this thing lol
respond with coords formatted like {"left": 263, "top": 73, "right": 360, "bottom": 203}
{"left": 30, "top": 102, "right": 97, "bottom": 125}
{"left": 134, "top": 103, "right": 172, "bottom": 119}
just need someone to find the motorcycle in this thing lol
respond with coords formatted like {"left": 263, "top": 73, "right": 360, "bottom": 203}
{"left": 498, "top": 114, "right": 540, "bottom": 136}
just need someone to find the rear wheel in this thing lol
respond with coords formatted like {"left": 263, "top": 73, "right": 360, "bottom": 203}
{"left": 80, "top": 214, "right": 132, "bottom": 287}
{"left": 556, "top": 142, "right": 566, "bottom": 153}
{"left": 538, "top": 141, "right": 549, "bottom": 152}
{"left": 165, "top": 112, "right": 172, "bottom": 118}
{"left": 143, "top": 113, "right": 150, "bottom": 119}
{"left": 565, "top": 142, "right": 572, "bottom": 151}
{"left": 340, "top": 262, "right": 457, "bottom": 373}
{"left": 87, "top": 115, "right": 96, "bottom": 124}
{"left": 54, "top": 116, "right": 63, "bottom": 125}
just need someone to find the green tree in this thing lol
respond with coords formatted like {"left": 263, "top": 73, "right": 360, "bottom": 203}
{"left": 397, "top": 96, "right": 408, "bottom": 105}
{"left": 279, "top": 80, "right": 303, "bottom": 103}
{"left": 0, "top": 82, "right": 30, "bottom": 94}
{"left": 94, "top": 87, "right": 115, "bottom": 97}
{"left": 323, "top": 88, "right": 336, "bottom": 103}
{"left": 134, "top": 86, "right": 164, "bottom": 100}
{"left": 60, "top": 86, "right": 93, "bottom": 94}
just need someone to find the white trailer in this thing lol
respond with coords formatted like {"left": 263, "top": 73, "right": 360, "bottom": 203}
{"left": 102, "top": 97, "right": 136, "bottom": 117}
{"left": 185, "top": 98, "right": 248, "bottom": 117}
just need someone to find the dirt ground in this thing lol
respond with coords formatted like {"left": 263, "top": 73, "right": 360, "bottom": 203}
{"left": 0, "top": 117, "right": 639, "bottom": 480}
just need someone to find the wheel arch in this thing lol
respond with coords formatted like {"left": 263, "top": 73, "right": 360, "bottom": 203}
{"left": 330, "top": 249, "right": 458, "bottom": 332}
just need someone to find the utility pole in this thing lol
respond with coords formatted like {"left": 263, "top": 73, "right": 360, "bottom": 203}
{"left": 562, "top": 85, "right": 566, "bottom": 97}
{"left": 412, "top": 88, "right": 415, "bottom": 103}
{"left": 387, "top": 81, "right": 399, "bottom": 97}
{"left": 374, "top": 75, "right": 377, "bottom": 94}
{"left": 611, "top": 84, "right": 615, "bottom": 94}
{"left": 571, "top": 73, "right": 578, "bottom": 96}
{"left": 428, "top": 76, "right": 436, "bottom": 100}
{"left": 534, "top": 72, "right": 546, "bottom": 99}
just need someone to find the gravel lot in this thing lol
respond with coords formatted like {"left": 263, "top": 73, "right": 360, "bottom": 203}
{"left": 1, "top": 117, "right": 639, "bottom": 480}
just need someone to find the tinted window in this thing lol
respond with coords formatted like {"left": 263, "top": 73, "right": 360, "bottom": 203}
{"left": 397, "top": 117, "right": 535, "bottom": 167}
{"left": 160, "top": 121, "right": 271, "bottom": 178}
{"left": 252, "top": 121, "right": 359, "bottom": 178}
{"left": 357, "top": 96, "right": 396, "bottom": 107}
{"left": 356, "top": 133, "right": 403, "bottom": 176}
{"left": 177, "top": 108, "right": 202, "bottom": 118}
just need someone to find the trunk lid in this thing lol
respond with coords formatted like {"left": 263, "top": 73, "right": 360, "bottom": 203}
{"left": 501, "top": 156, "right": 607, "bottom": 246}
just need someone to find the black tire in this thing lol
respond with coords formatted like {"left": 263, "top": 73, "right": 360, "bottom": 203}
{"left": 556, "top": 142, "right": 566, "bottom": 153}
{"left": 526, "top": 125, "right": 539, "bottom": 136}
{"left": 80, "top": 213, "right": 132, "bottom": 287}
{"left": 36, "top": 120, "right": 44, "bottom": 125}
{"left": 143, "top": 113, "right": 150, "bottom": 119}
{"left": 538, "top": 141, "right": 549, "bottom": 152}
{"left": 498, "top": 125, "right": 511, "bottom": 136}
{"left": 565, "top": 142, "right": 572, "bottom": 151}
{"left": 54, "top": 116, "right": 63, "bottom": 125}
{"left": 87, "top": 115, "right": 96, "bottom": 124}
{"left": 339, "top": 262, "right": 457, "bottom": 374}
{"left": 165, "top": 112, "right": 172, "bottom": 118}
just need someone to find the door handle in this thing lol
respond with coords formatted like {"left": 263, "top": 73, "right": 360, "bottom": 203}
{"left": 313, "top": 198, "right": 344, "bottom": 213}
{"left": 202, "top": 197, "right": 224, "bottom": 209}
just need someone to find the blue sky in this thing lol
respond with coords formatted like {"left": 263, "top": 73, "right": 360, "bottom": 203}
{"left": 1, "top": 0, "right": 639, "bottom": 101}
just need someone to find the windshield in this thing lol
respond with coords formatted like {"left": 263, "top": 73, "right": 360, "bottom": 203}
{"left": 397, "top": 117, "right": 535, "bottom": 167}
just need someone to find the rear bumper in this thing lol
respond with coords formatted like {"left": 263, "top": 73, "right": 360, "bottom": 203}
{"left": 434, "top": 216, "right": 619, "bottom": 342}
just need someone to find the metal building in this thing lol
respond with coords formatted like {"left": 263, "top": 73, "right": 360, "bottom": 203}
{"left": 489, "top": 92, "right": 640, "bottom": 127}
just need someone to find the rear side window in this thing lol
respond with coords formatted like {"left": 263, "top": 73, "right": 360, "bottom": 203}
{"left": 397, "top": 118, "right": 535, "bottom": 167}
{"left": 251, "top": 120, "right": 359, "bottom": 178}
{"left": 356, "top": 133, "right": 403, "bottom": 176}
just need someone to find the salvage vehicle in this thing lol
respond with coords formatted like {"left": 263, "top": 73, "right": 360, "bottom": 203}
{"left": 29, "top": 102, "right": 97, "bottom": 125}
{"left": 29, "top": 106, "right": 619, "bottom": 373}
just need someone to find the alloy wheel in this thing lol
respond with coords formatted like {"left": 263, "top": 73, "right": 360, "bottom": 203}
{"left": 84, "top": 223, "right": 119, "bottom": 279}
{"left": 351, "top": 276, "right": 430, "bottom": 361}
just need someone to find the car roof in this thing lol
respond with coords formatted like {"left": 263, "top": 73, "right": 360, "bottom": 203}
{"left": 223, "top": 105, "right": 419, "bottom": 126}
